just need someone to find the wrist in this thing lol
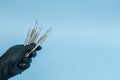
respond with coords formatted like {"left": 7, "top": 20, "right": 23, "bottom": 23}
{"left": 0, "top": 57, "right": 9, "bottom": 80}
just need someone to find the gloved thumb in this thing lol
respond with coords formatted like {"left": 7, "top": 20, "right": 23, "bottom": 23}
{"left": 25, "top": 43, "right": 36, "bottom": 53}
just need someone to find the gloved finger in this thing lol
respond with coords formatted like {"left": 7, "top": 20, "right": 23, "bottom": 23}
{"left": 29, "top": 51, "right": 37, "bottom": 58}
{"left": 25, "top": 43, "right": 36, "bottom": 52}
{"left": 22, "top": 57, "right": 32, "bottom": 63}
{"left": 18, "top": 62, "right": 30, "bottom": 70}
{"left": 35, "top": 46, "right": 42, "bottom": 51}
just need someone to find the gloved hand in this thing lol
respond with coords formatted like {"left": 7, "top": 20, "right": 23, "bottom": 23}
{"left": 0, "top": 43, "right": 42, "bottom": 80}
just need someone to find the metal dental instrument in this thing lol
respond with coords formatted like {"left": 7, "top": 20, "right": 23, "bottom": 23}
{"left": 24, "top": 22, "right": 52, "bottom": 57}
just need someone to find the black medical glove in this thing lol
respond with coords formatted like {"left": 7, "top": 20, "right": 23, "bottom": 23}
{"left": 0, "top": 43, "right": 42, "bottom": 80}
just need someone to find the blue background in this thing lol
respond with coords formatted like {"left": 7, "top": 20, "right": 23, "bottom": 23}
{"left": 0, "top": 0, "right": 120, "bottom": 80}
